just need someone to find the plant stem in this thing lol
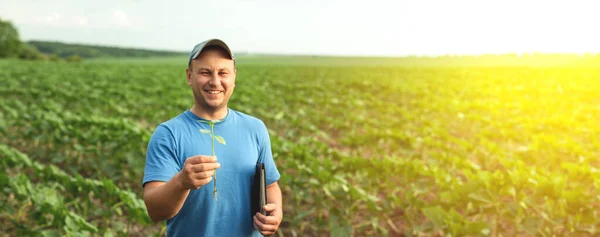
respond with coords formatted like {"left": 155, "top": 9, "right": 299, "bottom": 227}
{"left": 210, "top": 122, "right": 217, "bottom": 200}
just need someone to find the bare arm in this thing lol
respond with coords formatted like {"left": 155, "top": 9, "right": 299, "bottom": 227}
{"left": 266, "top": 181, "right": 282, "bottom": 217}
{"left": 143, "top": 173, "right": 190, "bottom": 222}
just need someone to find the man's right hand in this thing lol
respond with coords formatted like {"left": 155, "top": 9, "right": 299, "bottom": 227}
{"left": 178, "top": 155, "right": 220, "bottom": 190}
{"left": 143, "top": 155, "right": 220, "bottom": 222}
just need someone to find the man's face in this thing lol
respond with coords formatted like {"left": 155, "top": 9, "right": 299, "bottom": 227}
{"left": 186, "top": 47, "right": 236, "bottom": 113}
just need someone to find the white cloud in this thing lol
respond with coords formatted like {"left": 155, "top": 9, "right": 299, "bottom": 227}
{"left": 34, "top": 12, "right": 61, "bottom": 25}
{"left": 31, "top": 12, "right": 87, "bottom": 27}
{"left": 72, "top": 16, "right": 88, "bottom": 26}
{"left": 112, "top": 10, "right": 132, "bottom": 27}
{"left": 22, "top": 9, "right": 142, "bottom": 30}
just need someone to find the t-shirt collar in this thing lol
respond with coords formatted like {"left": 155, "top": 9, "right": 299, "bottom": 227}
{"left": 185, "top": 108, "right": 231, "bottom": 124}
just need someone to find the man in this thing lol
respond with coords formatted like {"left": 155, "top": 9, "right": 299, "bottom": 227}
{"left": 142, "top": 38, "right": 282, "bottom": 236}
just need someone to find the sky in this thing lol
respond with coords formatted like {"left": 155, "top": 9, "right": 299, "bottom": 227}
{"left": 1, "top": 0, "right": 600, "bottom": 56}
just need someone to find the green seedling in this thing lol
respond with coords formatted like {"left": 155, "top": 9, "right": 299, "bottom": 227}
{"left": 199, "top": 119, "right": 226, "bottom": 201}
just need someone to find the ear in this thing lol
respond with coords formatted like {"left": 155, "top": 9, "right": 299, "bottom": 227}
{"left": 186, "top": 67, "right": 192, "bottom": 86}
{"left": 232, "top": 68, "right": 237, "bottom": 87}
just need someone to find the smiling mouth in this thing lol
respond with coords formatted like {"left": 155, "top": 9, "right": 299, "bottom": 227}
{"left": 205, "top": 90, "right": 222, "bottom": 94}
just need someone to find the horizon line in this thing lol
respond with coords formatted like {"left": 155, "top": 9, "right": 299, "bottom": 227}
{"left": 25, "top": 38, "right": 600, "bottom": 58}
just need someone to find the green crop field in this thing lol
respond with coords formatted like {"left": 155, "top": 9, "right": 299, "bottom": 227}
{"left": 1, "top": 55, "right": 600, "bottom": 237}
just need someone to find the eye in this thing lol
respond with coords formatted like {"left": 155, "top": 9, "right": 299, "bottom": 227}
{"left": 200, "top": 71, "right": 210, "bottom": 75}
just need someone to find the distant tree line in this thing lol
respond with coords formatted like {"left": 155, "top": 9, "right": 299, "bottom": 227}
{"left": 0, "top": 17, "right": 186, "bottom": 62}
{"left": 28, "top": 40, "right": 187, "bottom": 59}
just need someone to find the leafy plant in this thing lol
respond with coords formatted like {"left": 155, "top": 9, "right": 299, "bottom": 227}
{"left": 199, "top": 119, "right": 226, "bottom": 201}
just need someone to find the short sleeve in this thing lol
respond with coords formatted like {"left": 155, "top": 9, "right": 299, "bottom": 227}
{"left": 257, "top": 121, "right": 280, "bottom": 186}
{"left": 142, "top": 124, "right": 180, "bottom": 187}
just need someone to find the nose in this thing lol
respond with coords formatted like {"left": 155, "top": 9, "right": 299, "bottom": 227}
{"left": 208, "top": 72, "right": 220, "bottom": 85}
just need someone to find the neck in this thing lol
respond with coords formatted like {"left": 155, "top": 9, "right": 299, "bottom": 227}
{"left": 190, "top": 104, "right": 228, "bottom": 121}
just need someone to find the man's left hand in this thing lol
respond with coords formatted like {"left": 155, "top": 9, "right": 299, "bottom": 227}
{"left": 253, "top": 203, "right": 282, "bottom": 236}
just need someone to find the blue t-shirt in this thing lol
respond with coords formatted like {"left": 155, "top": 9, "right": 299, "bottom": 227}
{"left": 142, "top": 108, "right": 280, "bottom": 237}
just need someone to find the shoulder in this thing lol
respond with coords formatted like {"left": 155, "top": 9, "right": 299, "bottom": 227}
{"left": 150, "top": 111, "right": 192, "bottom": 137}
{"left": 229, "top": 109, "right": 272, "bottom": 142}
{"left": 229, "top": 109, "right": 267, "bottom": 129}
{"left": 162, "top": 112, "right": 189, "bottom": 128}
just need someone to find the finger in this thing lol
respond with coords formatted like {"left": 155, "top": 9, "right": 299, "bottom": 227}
{"left": 190, "top": 162, "right": 221, "bottom": 172}
{"left": 192, "top": 177, "right": 212, "bottom": 188}
{"left": 194, "top": 170, "right": 214, "bottom": 179}
{"left": 186, "top": 155, "right": 217, "bottom": 164}
{"left": 256, "top": 212, "right": 278, "bottom": 225}
{"left": 253, "top": 215, "right": 263, "bottom": 230}
{"left": 254, "top": 215, "right": 277, "bottom": 233}
{"left": 263, "top": 203, "right": 277, "bottom": 212}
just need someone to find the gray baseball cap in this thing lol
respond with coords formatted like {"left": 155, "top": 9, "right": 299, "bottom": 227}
{"left": 188, "top": 38, "right": 235, "bottom": 67}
